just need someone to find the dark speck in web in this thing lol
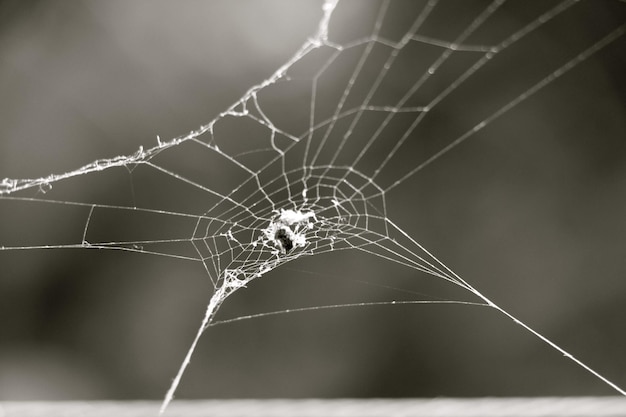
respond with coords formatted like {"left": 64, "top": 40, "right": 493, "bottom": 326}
{"left": 275, "top": 228, "right": 293, "bottom": 253}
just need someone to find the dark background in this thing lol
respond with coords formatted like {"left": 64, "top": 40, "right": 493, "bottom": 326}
{"left": 1, "top": 0, "right": 625, "bottom": 400}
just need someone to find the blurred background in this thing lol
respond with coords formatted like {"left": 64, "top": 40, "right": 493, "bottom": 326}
{"left": 1, "top": 0, "right": 626, "bottom": 401}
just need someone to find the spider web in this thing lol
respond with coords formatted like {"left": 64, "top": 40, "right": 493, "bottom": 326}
{"left": 1, "top": 0, "right": 625, "bottom": 410}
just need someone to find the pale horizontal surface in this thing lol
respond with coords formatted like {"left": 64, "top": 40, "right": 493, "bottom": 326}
{"left": 1, "top": 398, "right": 625, "bottom": 417}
